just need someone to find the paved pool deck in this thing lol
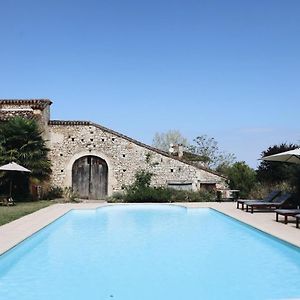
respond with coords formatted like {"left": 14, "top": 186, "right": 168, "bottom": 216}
{"left": 1, "top": 202, "right": 300, "bottom": 255}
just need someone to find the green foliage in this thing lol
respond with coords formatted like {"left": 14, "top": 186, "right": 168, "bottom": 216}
{"left": 0, "top": 117, "right": 52, "bottom": 198}
{"left": 223, "top": 161, "right": 257, "bottom": 198}
{"left": 63, "top": 187, "right": 79, "bottom": 202}
{"left": 129, "top": 170, "right": 153, "bottom": 189}
{"left": 110, "top": 187, "right": 216, "bottom": 203}
{"left": 248, "top": 181, "right": 295, "bottom": 200}
{"left": 122, "top": 170, "right": 159, "bottom": 202}
{"left": 109, "top": 170, "right": 216, "bottom": 203}
{"left": 169, "top": 189, "right": 215, "bottom": 202}
{"left": 124, "top": 186, "right": 173, "bottom": 203}
{"left": 0, "top": 117, "right": 52, "bottom": 180}
{"left": 43, "top": 186, "right": 63, "bottom": 200}
{"left": 257, "top": 143, "right": 300, "bottom": 184}
{"left": 0, "top": 201, "right": 54, "bottom": 226}
{"left": 257, "top": 143, "right": 300, "bottom": 198}
{"left": 108, "top": 192, "right": 125, "bottom": 203}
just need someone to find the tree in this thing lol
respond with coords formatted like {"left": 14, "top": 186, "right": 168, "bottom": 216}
{"left": 223, "top": 161, "right": 257, "bottom": 198}
{"left": 257, "top": 143, "right": 299, "bottom": 184}
{"left": 188, "top": 135, "right": 236, "bottom": 170}
{"left": 152, "top": 130, "right": 189, "bottom": 152}
{"left": 0, "top": 117, "right": 52, "bottom": 198}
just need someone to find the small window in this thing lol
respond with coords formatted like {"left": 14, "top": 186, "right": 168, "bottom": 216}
{"left": 61, "top": 170, "right": 64, "bottom": 173}
{"left": 170, "top": 169, "right": 174, "bottom": 173}
{"left": 71, "top": 138, "right": 75, "bottom": 141}
{"left": 102, "top": 138, "right": 105, "bottom": 142}
{"left": 123, "top": 154, "right": 126, "bottom": 158}
{"left": 90, "top": 131, "right": 94, "bottom": 134}
{"left": 60, "top": 153, "right": 63, "bottom": 157}
{"left": 123, "top": 169, "right": 126, "bottom": 172}
{"left": 168, "top": 182, "right": 193, "bottom": 191}
{"left": 81, "top": 139, "right": 84, "bottom": 142}
{"left": 90, "top": 138, "right": 93, "bottom": 142}
{"left": 112, "top": 138, "right": 115, "bottom": 142}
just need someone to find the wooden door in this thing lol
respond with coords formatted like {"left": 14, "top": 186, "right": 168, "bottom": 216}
{"left": 72, "top": 156, "right": 108, "bottom": 199}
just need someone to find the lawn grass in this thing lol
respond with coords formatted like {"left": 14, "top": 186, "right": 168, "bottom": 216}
{"left": 0, "top": 201, "right": 54, "bottom": 226}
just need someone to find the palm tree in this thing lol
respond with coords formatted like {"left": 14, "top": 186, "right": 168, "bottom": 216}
{"left": 0, "top": 117, "right": 52, "bottom": 198}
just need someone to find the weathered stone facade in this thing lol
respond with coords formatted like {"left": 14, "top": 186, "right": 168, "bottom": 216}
{"left": 0, "top": 99, "right": 227, "bottom": 198}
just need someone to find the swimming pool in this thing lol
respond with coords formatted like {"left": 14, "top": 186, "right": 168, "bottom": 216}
{"left": 0, "top": 205, "right": 300, "bottom": 299}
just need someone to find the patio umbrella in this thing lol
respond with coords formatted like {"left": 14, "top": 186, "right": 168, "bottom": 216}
{"left": 0, "top": 162, "right": 31, "bottom": 197}
{"left": 261, "top": 148, "right": 300, "bottom": 165}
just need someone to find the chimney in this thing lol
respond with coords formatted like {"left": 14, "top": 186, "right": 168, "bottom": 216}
{"left": 169, "top": 143, "right": 175, "bottom": 155}
{"left": 178, "top": 144, "right": 184, "bottom": 158}
{"left": 169, "top": 143, "right": 184, "bottom": 158}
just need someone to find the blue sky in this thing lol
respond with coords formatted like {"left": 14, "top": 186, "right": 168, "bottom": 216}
{"left": 0, "top": 0, "right": 299, "bottom": 167}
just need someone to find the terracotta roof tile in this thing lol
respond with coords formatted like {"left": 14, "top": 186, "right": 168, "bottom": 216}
{"left": 0, "top": 99, "right": 52, "bottom": 109}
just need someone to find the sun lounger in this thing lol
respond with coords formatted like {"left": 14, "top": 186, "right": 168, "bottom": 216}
{"left": 245, "top": 193, "right": 293, "bottom": 214}
{"left": 236, "top": 190, "right": 281, "bottom": 210}
{"left": 275, "top": 209, "right": 300, "bottom": 224}
{"left": 295, "top": 214, "right": 300, "bottom": 228}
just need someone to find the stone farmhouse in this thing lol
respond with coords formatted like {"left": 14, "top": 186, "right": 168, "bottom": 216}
{"left": 0, "top": 99, "right": 227, "bottom": 199}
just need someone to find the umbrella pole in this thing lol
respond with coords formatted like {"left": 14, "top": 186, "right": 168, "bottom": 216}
{"left": 9, "top": 177, "right": 12, "bottom": 198}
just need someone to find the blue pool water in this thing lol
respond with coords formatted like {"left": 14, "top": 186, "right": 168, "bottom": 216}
{"left": 1, "top": 205, "right": 300, "bottom": 300}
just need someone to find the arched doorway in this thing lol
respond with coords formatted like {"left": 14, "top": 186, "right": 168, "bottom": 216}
{"left": 72, "top": 156, "right": 108, "bottom": 199}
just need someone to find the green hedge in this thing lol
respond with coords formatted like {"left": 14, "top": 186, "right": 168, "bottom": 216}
{"left": 109, "top": 188, "right": 215, "bottom": 203}
{"left": 108, "top": 169, "right": 216, "bottom": 203}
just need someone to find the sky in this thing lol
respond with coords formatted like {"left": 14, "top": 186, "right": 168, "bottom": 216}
{"left": 0, "top": 0, "right": 299, "bottom": 168}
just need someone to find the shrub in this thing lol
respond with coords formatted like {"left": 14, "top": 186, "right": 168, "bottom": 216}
{"left": 43, "top": 186, "right": 63, "bottom": 200}
{"left": 222, "top": 161, "right": 257, "bottom": 198}
{"left": 107, "top": 192, "right": 125, "bottom": 203}
{"left": 249, "top": 181, "right": 295, "bottom": 200}
{"left": 111, "top": 188, "right": 216, "bottom": 203}
{"left": 63, "top": 187, "right": 79, "bottom": 202}
{"left": 170, "top": 189, "right": 215, "bottom": 202}
{"left": 257, "top": 143, "right": 299, "bottom": 184}
{"left": 130, "top": 170, "right": 153, "bottom": 189}
{"left": 124, "top": 186, "right": 173, "bottom": 203}
{"left": 109, "top": 169, "right": 217, "bottom": 203}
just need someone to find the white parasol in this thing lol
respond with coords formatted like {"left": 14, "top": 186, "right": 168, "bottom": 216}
{"left": 262, "top": 148, "right": 300, "bottom": 165}
{"left": 0, "top": 162, "right": 31, "bottom": 197}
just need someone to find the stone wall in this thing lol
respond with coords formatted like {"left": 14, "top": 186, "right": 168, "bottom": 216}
{"left": 48, "top": 121, "right": 226, "bottom": 195}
